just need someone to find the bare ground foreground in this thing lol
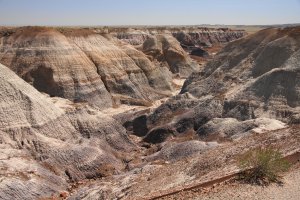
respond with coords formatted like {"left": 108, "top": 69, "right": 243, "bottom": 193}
{"left": 67, "top": 125, "right": 300, "bottom": 200}
{"left": 161, "top": 163, "right": 300, "bottom": 200}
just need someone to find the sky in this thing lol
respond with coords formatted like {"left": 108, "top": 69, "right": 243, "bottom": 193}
{"left": 0, "top": 0, "right": 300, "bottom": 26}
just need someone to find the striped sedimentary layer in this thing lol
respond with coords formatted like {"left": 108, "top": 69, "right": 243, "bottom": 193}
{"left": 0, "top": 27, "right": 175, "bottom": 108}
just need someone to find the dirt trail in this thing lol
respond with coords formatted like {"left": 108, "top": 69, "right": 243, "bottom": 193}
{"left": 197, "top": 163, "right": 300, "bottom": 200}
{"left": 149, "top": 152, "right": 300, "bottom": 200}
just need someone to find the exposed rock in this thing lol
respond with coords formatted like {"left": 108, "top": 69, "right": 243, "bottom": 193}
{"left": 0, "top": 27, "right": 112, "bottom": 109}
{"left": 114, "top": 29, "right": 149, "bottom": 45}
{"left": 197, "top": 117, "right": 286, "bottom": 140}
{"left": 146, "top": 93, "right": 199, "bottom": 129}
{"left": 113, "top": 27, "right": 246, "bottom": 47}
{"left": 0, "top": 27, "right": 174, "bottom": 108}
{"left": 2, "top": 26, "right": 299, "bottom": 200}
{"left": 67, "top": 125, "right": 300, "bottom": 200}
{"left": 59, "top": 191, "right": 69, "bottom": 198}
{"left": 0, "top": 63, "right": 136, "bottom": 199}
{"left": 131, "top": 115, "right": 148, "bottom": 137}
{"left": 190, "top": 47, "right": 209, "bottom": 57}
{"left": 67, "top": 32, "right": 173, "bottom": 105}
{"left": 289, "top": 113, "right": 300, "bottom": 124}
{"left": 141, "top": 95, "right": 221, "bottom": 137}
{"left": 146, "top": 140, "right": 218, "bottom": 162}
{"left": 182, "top": 27, "right": 300, "bottom": 122}
{"left": 172, "top": 28, "right": 247, "bottom": 47}
{"left": 0, "top": 63, "right": 77, "bottom": 140}
{"left": 0, "top": 26, "right": 244, "bottom": 110}
{"left": 131, "top": 27, "right": 300, "bottom": 144}
{"left": 174, "top": 115, "right": 195, "bottom": 134}
{"left": 143, "top": 127, "right": 175, "bottom": 144}
{"left": 141, "top": 34, "right": 199, "bottom": 77}
{"left": 107, "top": 35, "right": 173, "bottom": 94}
{"left": 0, "top": 62, "right": 74, "bottom": 199}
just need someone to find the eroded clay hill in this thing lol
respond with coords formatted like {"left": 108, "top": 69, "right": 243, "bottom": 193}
{"left": 114, "top": 27, "right": 246, "bottom": 46}
{"left": 128, "top": 27, "right": 300, "bottom": 144}
{"left": 141, "top": 34, "right": 199, "bottom": 77}
{"left": 0, "top": 63, "right": 137, "bottom": 199}
{"left": 2, "top": 26, "right": 298, "bottom": 200}
{"left": 65, "top": 27, "right": 300, "bottom": 200}
{"left": 0, "top": 27, "right": 112, "bottom": 108}
{"left": 181, "top": 27, "right": 300, "bottom": 122}
{"left": 0, "top": 27, "right": 179, "bottom": 108}
{"left": 0, "top": 27, "right": 246, "bottom": 109}
{"left": 0, "top": 26, "right": 247, "bottom": 199}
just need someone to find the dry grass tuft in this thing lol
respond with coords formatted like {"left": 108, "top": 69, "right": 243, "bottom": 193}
{"left": 237, "top": 147, "right": 291, "bottom": 185}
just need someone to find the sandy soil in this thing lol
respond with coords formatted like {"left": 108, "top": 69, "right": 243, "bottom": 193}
{"left": 159, "top": 164, "right": 300, "bottom": 200}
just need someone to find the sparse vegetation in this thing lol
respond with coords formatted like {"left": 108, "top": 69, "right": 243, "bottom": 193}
{"left": 237, "top": 147, "right": 291, "bottom": 185}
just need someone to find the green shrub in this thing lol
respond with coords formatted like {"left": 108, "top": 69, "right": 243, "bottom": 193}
{"left": 237, "top": 147, "right": 291, "bottom": 185}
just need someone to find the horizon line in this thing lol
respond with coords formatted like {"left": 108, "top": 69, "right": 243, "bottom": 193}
{"left": 1, "top": 22, "right": 300, "bottom": 28}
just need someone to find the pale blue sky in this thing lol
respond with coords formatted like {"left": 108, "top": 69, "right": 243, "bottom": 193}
{"left": 0, "top": 0, "right": 300, "bottom": 26}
